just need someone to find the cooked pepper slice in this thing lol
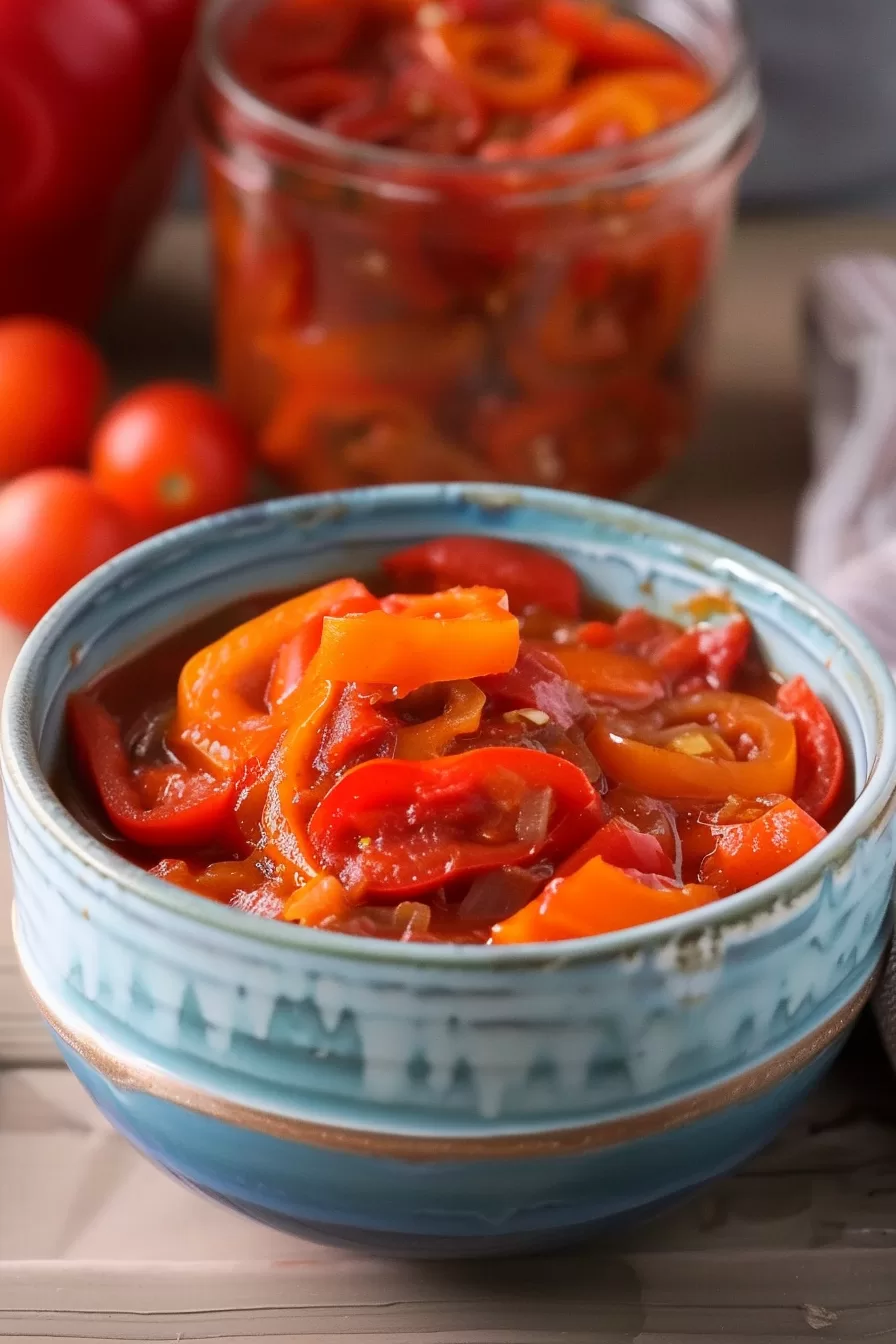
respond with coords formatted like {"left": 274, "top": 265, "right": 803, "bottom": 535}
{"left": 538, "top": 644, "right": 663, "bottom": 707}
{"left": 314, "top": 587, "right": 519, "bottom": 691}
{"left": 395, "top": 680, "right": 486, "bottom": 759}
{"left": 69, "top": 694, "right": 236, "bottom": 850}
{"left": 700, "top": 797, "right": 826, "bottom": 895}
{"left": 775, "top": 676, "right": 846, "bottom": 822}
{"left": 554, "top": 815, "right": 674, "bottom": 880}
{"left": 491, "top": 855, "right": 716, "bottom": 943}
{"left": 308, "top": 746, "right": 598, "bottom": 894}
{"left": 384, "top": 536, "right": 582, "bottom": 617}
{"left": 421, "top": 22, "right": 575, "bottom": 110}
{"left": 174, "top": 579, "right": 377, "bottom": 777}
{"left": 589, "top": 691, "right": 797, "bottom": 800}
{"left": 520, "top": 73, "right": 658, "bottom": 157}
{"left": 540, "top": 1, "right": 697, "bottom": 74}
{"left": 234, "top": 0, "right": 362, "bottom": 88}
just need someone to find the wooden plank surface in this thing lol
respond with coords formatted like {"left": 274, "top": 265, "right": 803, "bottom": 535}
{"left": 3, "top": 211, "right": 896, "bottom": 1340}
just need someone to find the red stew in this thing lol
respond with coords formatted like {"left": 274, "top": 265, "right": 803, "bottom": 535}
{"left": 60, "top": 537, "right": 849, "bottom": 944}
{"left": 201, "top": 0, "right": 730, "bottom": 499}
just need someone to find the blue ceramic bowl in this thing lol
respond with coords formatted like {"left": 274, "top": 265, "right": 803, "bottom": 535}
{"left": 4, "top": 485, "right": 896, "bottom": 1257}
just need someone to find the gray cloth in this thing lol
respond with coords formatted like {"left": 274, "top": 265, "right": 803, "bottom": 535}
{"left": 799, "top": 254, "right": 896, "bottom": 1065}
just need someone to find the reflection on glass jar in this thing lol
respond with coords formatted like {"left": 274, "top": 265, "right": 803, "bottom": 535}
{"left": 196, "top": 0, "right": 759, "bottom": 498}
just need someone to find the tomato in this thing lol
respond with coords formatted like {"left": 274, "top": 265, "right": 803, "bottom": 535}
{"left": 0, "top": 469, "right": 132, "bottom": 627}
{"left": 307, "top": 746, "right": 599, "bottom": 894}
{"left": 0, "top": 320, "right": 107, "bottom": 477}
{"left": 384, "top": 536, "right": 582, "bottom": 617}
{"left": 776, "top": 676, "right": 846, "bottom": 821}
{"left": 554, "top": 815, "right": 674, "bottom": 880}
{"left": 90, "top": 382, "right": 250, "bottom": 535}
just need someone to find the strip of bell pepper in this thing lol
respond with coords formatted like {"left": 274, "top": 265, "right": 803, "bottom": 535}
{"left": 589, "top": 691, "right": 797, "bottom": 801}
{"left": 307, "top": 746, "right": 598, "bottom": 895}
{"left": 554, "top": 815, "right": 674, "bottom": 880}
{"left": 314, "top": 587, "right": 519, "bottom": 693}
{"left": 491, "top": 855, "right": 717, "bottom": 943}
{"left": 69, "top": 694, "right": 236, "bottom": 849}
{"left": 775, "top": 676, "right": 845, "bottom": 821}
{"left": 540, "top": 1, "right": 698, "bottom": 74}
{"left": 520, "top": 74, "right": 659, "bottom": 157}
{"left": 174, "top": 578, "right": 377, "bottom": 778}
{"left": 537, "top": 643, "right": 664, "bottom": 707}
{"left": 383, "top": 536, "right": 582, "bottom": 617}
{"left": 421, "top": 22, "right": 575, "bottom": 111}
{"left": 700, "top": 797, "right": 826, "bottom": 896}
{"left": 395, "top": 681, "right": 486, "bottom": 759}
{"left": 281, "top": 874, "right": 354, "bottom": 926}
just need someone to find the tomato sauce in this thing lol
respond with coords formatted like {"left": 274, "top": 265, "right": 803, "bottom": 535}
{"left": 58, "top": 538, "right": 851, "bottom": 945}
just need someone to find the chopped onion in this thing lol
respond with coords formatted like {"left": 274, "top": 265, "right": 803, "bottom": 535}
{"left": 557, "top": 725, "right": 604, "bottom": 783}
{"left": 394, "top": 901, "right": 432, "bottom": 941}
{"left": 515, "top": 785, "right": 553, "bottom": 846}
{"left": 458, "top": 868, "right": 543, "bottom": 923}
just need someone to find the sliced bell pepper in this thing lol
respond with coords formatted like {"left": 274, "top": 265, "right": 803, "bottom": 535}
{"left": 307, "top": 746, "right": 598, "bottom": 894}
{"left": 395, "top": 680, "right": 486, "bottom": 759}
{"left": 69, "top": 693, "right": 236, "bottom": 850}
{"left": 314, "top": 587, "right": 519, "bottom": 692}
{"left": 775, "top": 676, "right": 846, "bottom": 822}
{"left": 520, "top": 73, "right": 658, "bottom": 157}
{"left": 554, "top": 815, "right": 674, "bottom": 880}
{"left": 421, "top": 22, "right": 575, "bottom": 111}
{"left": 491, "top": 855, "right": 716, "bottom": 943}
{"left": 173, "top": 578, "right": 377, "bottom": 778}
{"left": 700, "top": 797, "right": 827, "bottom": 896}
{"left": 653, "top": 614, "right": 752, "bottom": 692}
{"left": 477, "top": 642, "right": 589, "bottom": 730}
{"left": 383, "top": 535, "right": 582, "bottom": 617}
{"left": 589, "top": 691, "right": 797, "bottom": 801}
{"left": 537, "top": 643, "right": 663, "bottom": 707}
{"left": 232, "top": 0, "right": 361, "bottom": 89}
{"left": 389, "top": 59, "right": 487, "bottom": 153}
{"left": 540, "top": 1, "right": 698, "bottom": 74}
{"left": 281, "top": 874, "right": 354, "bottom": 926}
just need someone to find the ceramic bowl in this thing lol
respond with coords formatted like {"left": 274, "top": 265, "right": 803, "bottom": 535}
{"left": 4, "top": 484, "right": 896, "bottom": 1257}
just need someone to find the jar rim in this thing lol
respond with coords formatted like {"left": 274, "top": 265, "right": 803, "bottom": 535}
{"left": 197, "top": 0, "right": 761, "bottom": 190}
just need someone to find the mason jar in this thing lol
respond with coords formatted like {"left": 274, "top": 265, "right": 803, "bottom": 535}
{"left": 195, "top": 0, "right": 760, "bottom": 497}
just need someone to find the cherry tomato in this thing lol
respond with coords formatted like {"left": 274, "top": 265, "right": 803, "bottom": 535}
{"left": 0, "top": 319, "right": 107, "bottom": 478}
{"left": 90, "top": 382, "right": 250, "bottom": 534}
{"left": 0, "top": 469, "right": 132, "bottom": 627}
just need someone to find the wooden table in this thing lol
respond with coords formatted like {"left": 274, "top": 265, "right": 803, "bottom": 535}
{"left": 4, "top": 212, "right": 896, "bottom": 1342}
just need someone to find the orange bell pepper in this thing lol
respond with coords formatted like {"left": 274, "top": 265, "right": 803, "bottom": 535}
{"left": 700, "top": 797, "right": 826, "bottom": 896}
{"left": 281, "top": 874, "right": 354, "bottom": 926}
{"left": 395, "top": 680, "right": 486, "bottom": 759}
{"left": 491, "top": 855, "right": 716, "bottom": 943}
{"left": 314, "top": 587, "right": 520, "bottom": 693}
{"left": 520, "top": 73, "right": 658, "bottom": 157}
{"left": 174, "top": 578, "right": 377, "bottom": 778}
{"left": 537, "top": 643, "right": 663, "bottom": 706}
{"left": 589, "top": 691, "right": 797, "bottom": 801}
{"left": 422, "top": 22, "right": 575, "bottom": 111}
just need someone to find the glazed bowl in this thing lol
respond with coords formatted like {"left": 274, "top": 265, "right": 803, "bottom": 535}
{"left": 4, "top": 484, "right": 896, "bottom": 1257}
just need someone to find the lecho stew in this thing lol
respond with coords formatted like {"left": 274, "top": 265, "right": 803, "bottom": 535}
{"left": 61, "top": 537, "right": 847, "bottom": 944}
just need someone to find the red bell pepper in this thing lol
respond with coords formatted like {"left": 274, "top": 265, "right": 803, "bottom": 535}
{"left": 700, "top": 796, "right": 826, "bottom": 895}
{"left": 69, "top": 693, "right": 235, "bottom": 849}
{"left": 384, "top": 536, "right": 582, "bottom": 617}
{"left": 307, "top": 746, "right": 599, "bottom": 895}
{"left": 775, "top": 676, "right": 846, "bottom": 821}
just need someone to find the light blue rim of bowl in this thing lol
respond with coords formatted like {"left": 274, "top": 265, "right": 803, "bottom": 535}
{"left": 3, "top": 483, "right": 896, "bottom": 968}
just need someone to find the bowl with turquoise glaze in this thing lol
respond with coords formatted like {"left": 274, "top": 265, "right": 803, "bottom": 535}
{"left": 4, "top": 483, "right": 896, "bottom": 1257}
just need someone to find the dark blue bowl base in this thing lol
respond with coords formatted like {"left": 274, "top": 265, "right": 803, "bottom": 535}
{"left": 58, "top": 1037, "right": 838, "bottom": 1257}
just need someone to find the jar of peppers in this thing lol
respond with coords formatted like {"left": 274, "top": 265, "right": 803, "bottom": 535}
{"left": 195, "top": 0, "right": 759, "bottom": 497}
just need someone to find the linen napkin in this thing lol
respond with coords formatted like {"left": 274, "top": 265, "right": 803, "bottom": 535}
{"left": 797, "top": 254, "right": 896, "bottom": 1063}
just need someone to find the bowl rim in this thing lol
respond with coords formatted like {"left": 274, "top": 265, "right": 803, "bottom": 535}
{"left": 4, "top": 482, "right": 896, "bottom": 969}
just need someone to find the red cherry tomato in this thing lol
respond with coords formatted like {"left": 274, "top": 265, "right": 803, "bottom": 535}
{"left": 90, "top": 382, "right": 251, "bottom": 535}
{"left": 0, "top": 319, "right": 107, "bottom": 478}
{"left": 0, "top": 469, "right": 133, "bottom": 627}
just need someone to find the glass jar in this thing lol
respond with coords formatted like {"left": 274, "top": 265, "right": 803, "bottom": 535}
{"left": 195, "top": 0, "right": 759, "bottom": 497}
